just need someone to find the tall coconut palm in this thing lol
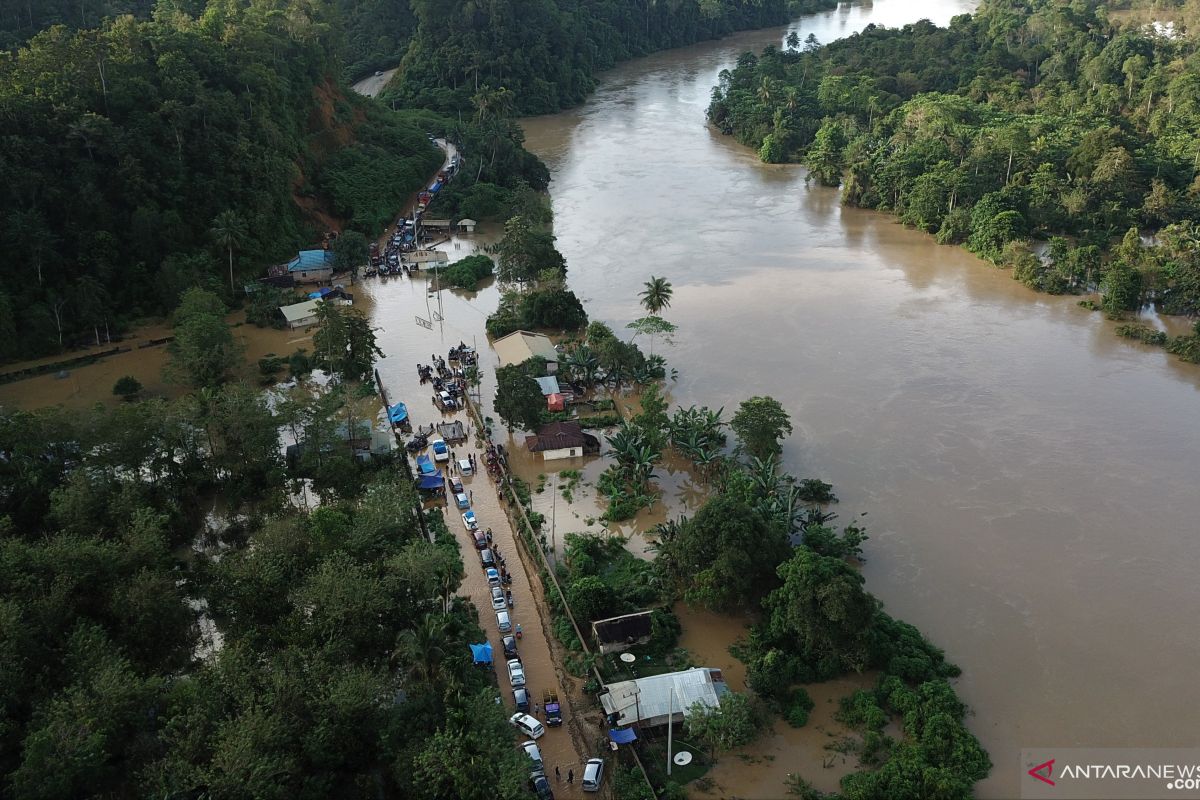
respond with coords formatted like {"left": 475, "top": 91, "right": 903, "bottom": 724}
{"left": 210, "top": 210, "right": 249, "bottom": 294}
{"left": 639, "top": 275, "right": 673, "bottom": 316}
{"left": 395, "top": 613, "right": 452, "bottom": 688}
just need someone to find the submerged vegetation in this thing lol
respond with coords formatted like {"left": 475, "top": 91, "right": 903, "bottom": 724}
{"left": 708, "top": 0, "right": 1200, "bottom": 359}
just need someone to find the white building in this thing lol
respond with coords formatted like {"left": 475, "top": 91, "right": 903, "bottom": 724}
{"left": 600, "top": 668, "right": 730, "bottom": 728}
{"left": 280, "top": 299, "right": 321, "bottom": 329}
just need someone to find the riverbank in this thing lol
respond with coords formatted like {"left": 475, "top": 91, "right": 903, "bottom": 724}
{"left": 515, "top": 2, "right": 1200, "bottom": 796}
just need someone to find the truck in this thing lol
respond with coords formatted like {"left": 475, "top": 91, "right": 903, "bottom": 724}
{"left": 542, "top": 690, "right": 562, "bottom": 727}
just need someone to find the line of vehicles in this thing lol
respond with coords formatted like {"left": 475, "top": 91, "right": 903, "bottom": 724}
{"left": 459, "top": 476, "right": 601, "bottom": 797}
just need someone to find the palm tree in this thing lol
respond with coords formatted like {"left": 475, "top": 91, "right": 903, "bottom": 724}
{"left": 395, "top": 614, "right": 452, "bottom": 688}
{"left": 639, "top": 275, "right": 673, "bottom": 316}
{"left": 210, "top": 210, "right": 249, "bottom": 294}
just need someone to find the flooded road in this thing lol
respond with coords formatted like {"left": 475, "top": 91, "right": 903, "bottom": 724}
{"left": 510, "top": 1, "right": 1200, "bottom": 796}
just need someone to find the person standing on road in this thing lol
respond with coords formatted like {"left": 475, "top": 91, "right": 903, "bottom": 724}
{"left": 567, "top": 769, "right": 574, "bottom": 785}
{"left": 555, "top": 766, "right": 561, "bottom": 782}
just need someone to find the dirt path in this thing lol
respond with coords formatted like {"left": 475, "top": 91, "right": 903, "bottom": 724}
{"left": 398, "top": 381, "right": 592, "bottom": 795}
{"left": 349, "top": 67, "right": 398, "bottom": 99}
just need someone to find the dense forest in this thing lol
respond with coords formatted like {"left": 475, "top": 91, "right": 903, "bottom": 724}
{"left": 0, "top": 1, "right": 442, "bottom": 362}
{"left": 708, "top": 0, "right": 1200, "bottom": 358}
{"left": 0, "top": 389, "right": 532, "bottom": 798}
{"left": 383, "top": 0, "right": 840, "bottom": 115}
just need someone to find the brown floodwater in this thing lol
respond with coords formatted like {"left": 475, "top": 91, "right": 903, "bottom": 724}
{"left": 510, "top": 2, "right": 1200, "bottom": 797}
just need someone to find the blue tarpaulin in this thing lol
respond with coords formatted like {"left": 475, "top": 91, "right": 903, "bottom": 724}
{"left": 417, "top": 472, "right": 444, "bottom": 490}
{"left": 429, "top": 181, "right": 443, "bottom": 193}
{"left": 388, "top": 403, "right": 408, "bottom": 424}
{"left": 470, "top": 642, "right": 493, "bottom": 665}
{"left": 416, "top": 454, "right": 435, "bottom": 475}
{"left": 608, "top": 727, "right": 638, "bottom": 745}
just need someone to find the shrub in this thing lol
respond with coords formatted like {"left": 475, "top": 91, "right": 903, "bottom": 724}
{"left": 112, "top": 375, "right": 142, "bottom": 400}
{"left": 1115, "top": 324, "right": 1167, "bottom": 346}
{"left": 785, "top": 687, "right": 815, "bottom": 728}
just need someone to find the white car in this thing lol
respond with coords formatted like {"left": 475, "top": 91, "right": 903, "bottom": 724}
{"left": 582, "top": 758, "right": 605, "bottom": 792}
{"left": 507, "top": 658, "right": 526, "bottom": 688}
{"left": 458, "top": 458, "right": 473, "bottom": 475}
{"left": 491, "top": 586, "right": 506, "bottom": 611}
{"left": 496, "top": 609, "right": 511, "bottom": 632}
{"left": 520, "top": 740, "right": 543, "bottom": 771}
{"left": 462, "top": 511, "right": 478, "bottom": 530}
{"left": 510, "top": 712, "right": 545, "bottom": 740}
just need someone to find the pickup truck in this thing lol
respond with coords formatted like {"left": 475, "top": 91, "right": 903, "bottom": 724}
{"left": 542, "top": 690, "right": 562, "bottom": 727}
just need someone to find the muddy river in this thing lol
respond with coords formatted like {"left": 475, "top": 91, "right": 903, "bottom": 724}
{"left": 512, "top": 2, "right": 1200, "bottom": 797}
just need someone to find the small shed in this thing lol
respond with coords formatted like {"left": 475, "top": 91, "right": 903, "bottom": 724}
{"left": 547, "top": 393, "right": 565, "bottom": 413}
{"left": 458, "top": 218, "right": 478, "bottom": 234}
{"left": 421, "top": 218, "right": 452, "bottom": 230}
{"left": 280, "top": 299, "right": 321, "bottom": 329}
{"left": 535, "top": 375, "right": 561, "bottom": 396}
{"left": 592, "top": 611, "right": 654, "bottom": 654}
{"left": 524, "top": 421, "right": 600, "bottom": 461}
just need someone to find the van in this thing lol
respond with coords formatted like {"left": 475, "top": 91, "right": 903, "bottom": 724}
{"left": 480, "top": 548, "right": 495, "bottom": 568}
{"left": 582, "top": 758, "right": 604, "bottom": 792}
{"left": 496, "top": 610, "right": 512, "bottom": 633}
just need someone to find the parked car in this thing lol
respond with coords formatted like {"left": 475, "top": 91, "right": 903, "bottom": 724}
{"left": 462, "top": 510, "right": 478, "bottom": 530}
{"left": 491, "top": 587, "right": 506, "bottom": 611}
{"left": 519, "top": 740, "right": 543, "bottom": 771}
{"left": 455, "top": 492, "right": 470, "bottom": 510}
{"left": 450, "top": 476, "right": 464, "bottom": 494}
{"left": 531, "top": 772, "right": 554, "bottom": 800}
{"left": 438, "top": 390, "right": 456, "bottom": 410}
{"left": 496, "top": 610, "right": 512, "bottom": 633}
{"left": 509, "top": 712, "right": 545, "bottom": 740}
{"left": 513, "top": 687, "right": 530, "bottom": 713}
{"left": 431, "top": 439, "right": 449, "bottom": 462}
{"left": 486, "top": 568, "right": 501, "bottom": 588}
{"left": 479, "top": 548, "right": 495, "bottom": 568}
{"left": 507, "top": 658, "right": 526, "bottom": 688}
{"left": 582, "top": 758, "right": 605, "bottom": 792}
{"left": 473, "top": 529, "right": 488, "bottom": 549}
{"left": 458, "top": 458, "right": 473, "bottom": 475}
{"left": 502, "top": 635, "right": 519, "bottom": 659}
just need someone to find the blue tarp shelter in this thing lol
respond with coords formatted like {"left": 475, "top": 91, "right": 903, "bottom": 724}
{"left": 388, "top": 403, "right": 408, "bottom": 424}
{"left": 470, "top": 642, "right": 493, "bottom": 665}
{"left": 608, "top": 727, "right": 638, "bottom": 745}
{"left": 416, "top": 454, "right": 435, "bottom": 475}
{"left": 417, "top": 471, "right": 444, "bottom": 490}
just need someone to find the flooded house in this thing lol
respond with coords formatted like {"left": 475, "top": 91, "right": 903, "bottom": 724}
{"left": 524, "top": 421, "right": 599, "bottom": 461}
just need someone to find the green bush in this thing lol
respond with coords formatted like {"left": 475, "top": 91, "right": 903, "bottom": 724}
{"left": 111, "top": 376, "right": 142, "bottom": 400}
{"left": 1115, "top": 324, "right": 1168, "bottom": 346}
{"left": 785, "top": 687, "right": 815, "bottom": 728}
{"left": 433, "top": 254, "right": 494, "bottom": 290}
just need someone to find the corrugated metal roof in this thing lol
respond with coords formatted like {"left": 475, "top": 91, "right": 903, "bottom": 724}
{"left": 535, "top": 375, "right": 560, "bottom": 395}
{"left": 493, "top": 331, "right": 558, "bottom": 368}
{"left": 288, "top": 250, "right": 332, "bottom": 272}
{"left": 600, "top": 668, "right": 727, "bottom": 726}
{"left": 280, "top": 299, "right": 320, "bottom": 322}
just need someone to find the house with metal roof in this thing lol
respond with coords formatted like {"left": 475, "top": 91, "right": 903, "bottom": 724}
{"left": 280, "top": 299, "right": 321, "bottom": 329}
{"left": 592, "top": 611, "right": 654, "bottom": 654}
{"left": 600, "top": 668, "right": 730, "bottom": 728}
{"left": 524, "top": 421, "right": 599, "bottom": 461}
{"left": 286, "top": 249, "right": 333, "bottom": 284}
{"left": 493, "top": 330, "right": 559, "bottom": 370}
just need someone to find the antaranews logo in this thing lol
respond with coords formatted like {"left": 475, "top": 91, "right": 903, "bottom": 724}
{"left": 1022, "top": 749, "right": 1200, "bottom": 800}
{"left": 1028, "top": 758, "right": 1055, "bottom": 787}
